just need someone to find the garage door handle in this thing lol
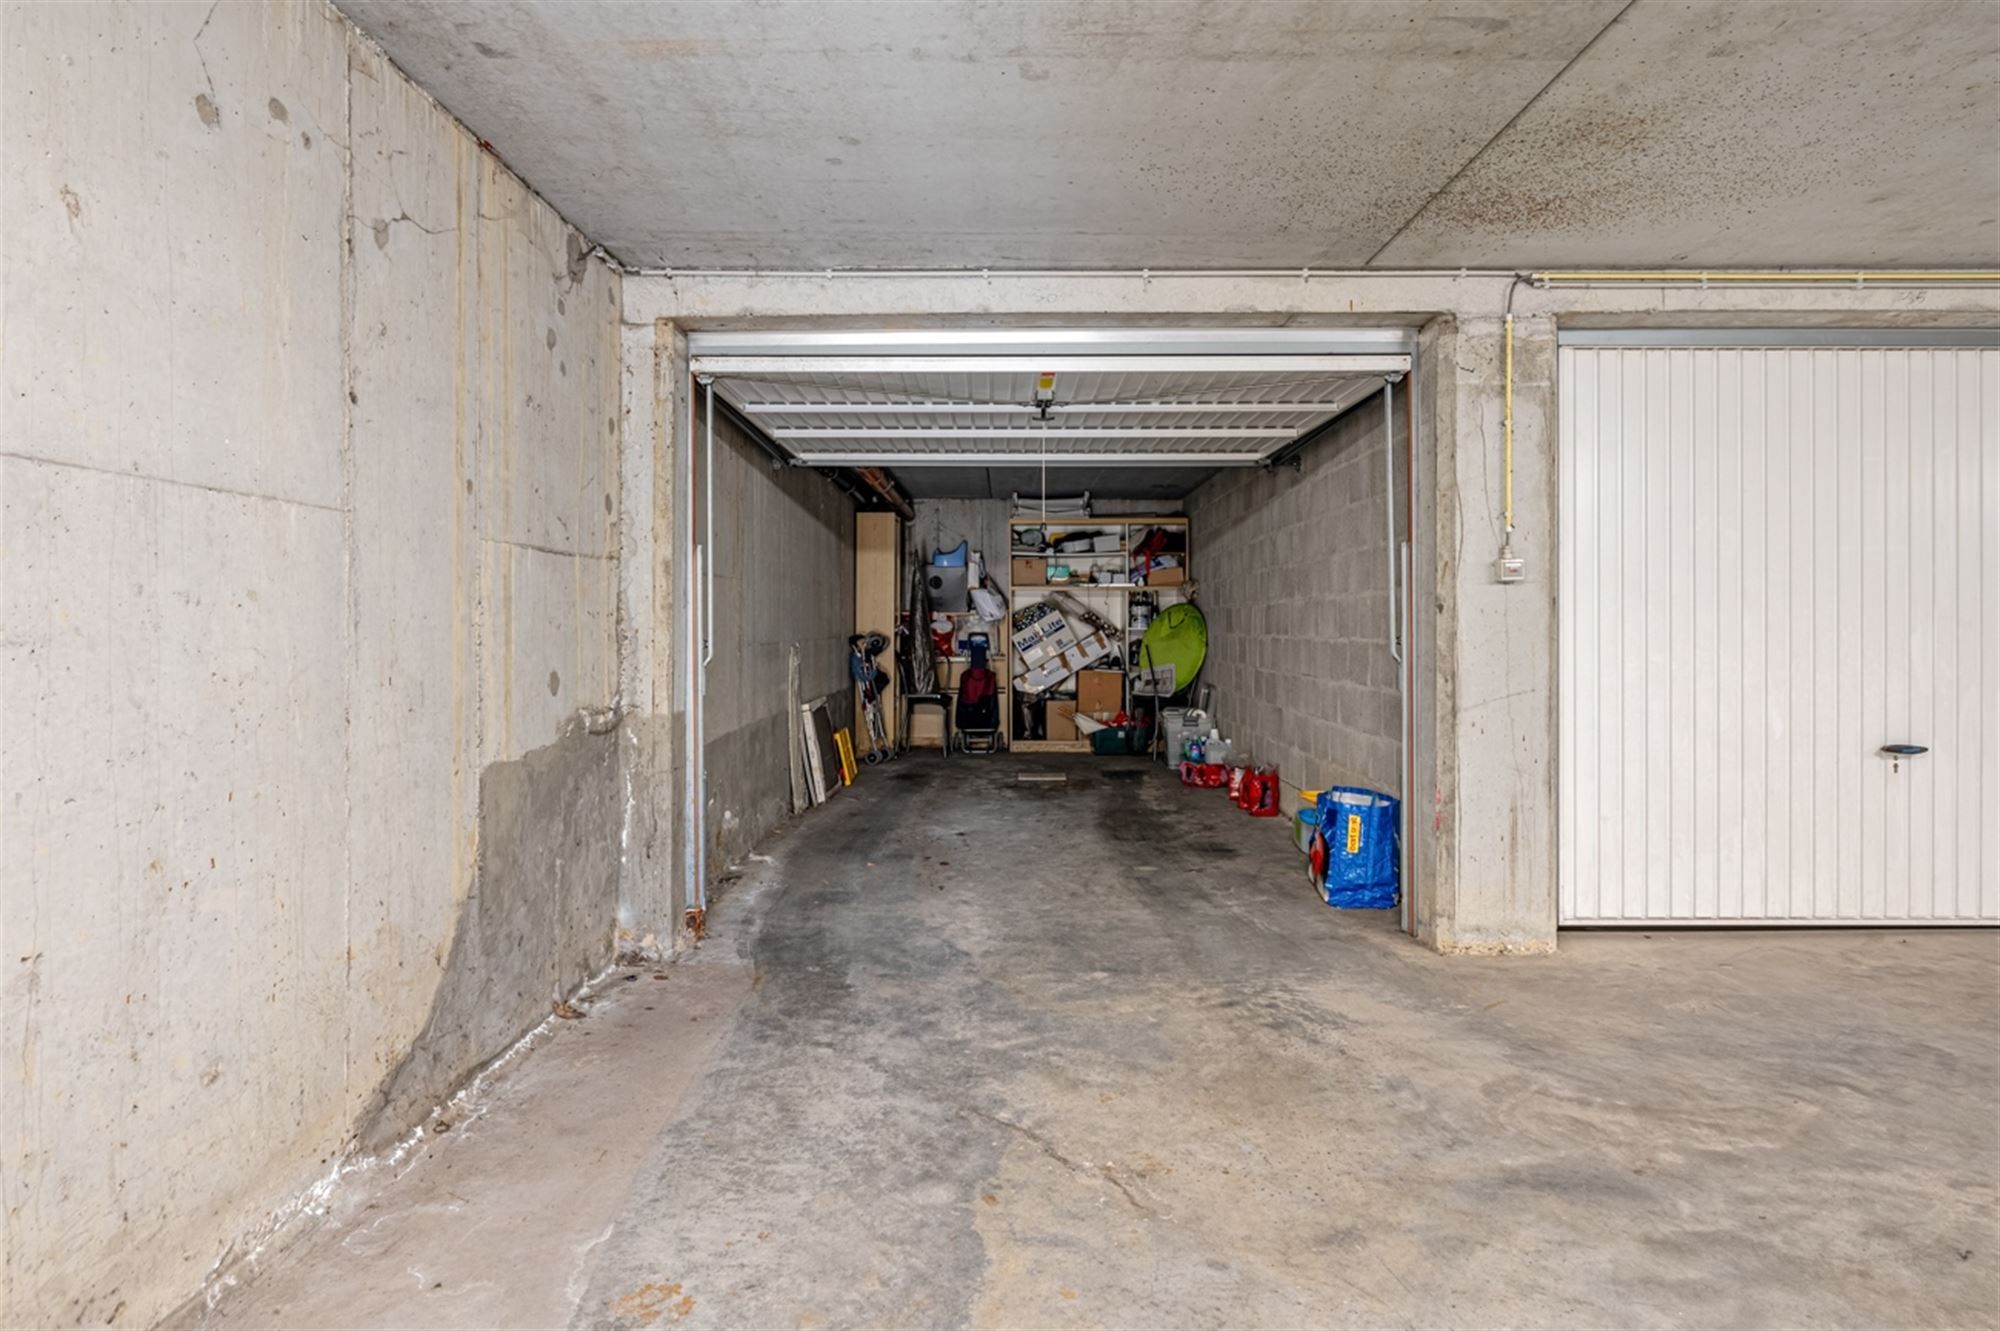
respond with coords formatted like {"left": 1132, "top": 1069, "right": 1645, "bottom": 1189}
{"left": 1881, "top": 743, "right": 1928, "bottom": 772}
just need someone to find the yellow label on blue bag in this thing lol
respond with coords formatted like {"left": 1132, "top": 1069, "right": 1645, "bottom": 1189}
{"left": 1345, "top": 813, "right": 1363, "bottom": 854}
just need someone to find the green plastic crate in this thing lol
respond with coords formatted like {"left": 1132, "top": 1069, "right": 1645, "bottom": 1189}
{"left": 1091, "top": 726, "right": 1154, "bottom": 755}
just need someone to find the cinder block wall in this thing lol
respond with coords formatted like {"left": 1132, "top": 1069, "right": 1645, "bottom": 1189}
{"left": 1184, "top": 396, "right": 1404, "bottom": 808}
{"left": 0, "top": 4, "right": 625, "bottom": 1325}
{"left": 703, "top": 411, "right": 856, "bottom": 868}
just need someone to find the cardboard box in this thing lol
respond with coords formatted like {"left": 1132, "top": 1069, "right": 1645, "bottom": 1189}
{"left": 1015, "top": 628, "right": 1111, "bottom": 695}
{"left": 1010, "top": 611, "right": 1077, "bottom": 668}
{"left": 1018, "top": 657, "right": 1074, "bottom": 694}
{"left": 1064, "top": 630, "right": 1114, "bottom": 675}
{"left": 1077, "top": 668, "right": 1123, "bottom": 717}
{"left": 1011, "top": 557, "right": 1046, "bottom": 587}
{"left": 1046, "top": 701, "right": 1078, "bottom": 741}
{"left": 1144, "top": 563, "right": 1186, "bottom": 587}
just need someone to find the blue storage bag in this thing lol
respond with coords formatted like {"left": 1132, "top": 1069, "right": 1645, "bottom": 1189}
{"left": 1314, "top": 787, "right": 1400, "bottom": 910}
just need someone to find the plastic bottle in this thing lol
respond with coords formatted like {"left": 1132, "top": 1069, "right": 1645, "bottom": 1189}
{"left": 1209, "top": 736, "right": 1233, "bottom": 765}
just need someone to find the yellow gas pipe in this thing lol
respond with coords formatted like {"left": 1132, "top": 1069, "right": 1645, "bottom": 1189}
{"left": 1502, "top": 312, "right": 1514, "bottom": 543}
{"left": 1528, "top": 271, "right": 2000, "bottom": 283}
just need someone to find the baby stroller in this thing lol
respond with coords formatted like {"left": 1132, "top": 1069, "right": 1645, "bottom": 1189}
{"left": 849, "top": 632, "right": 895, "bottom": 765}
{"left": 954, "top": 638, "right": 1003, "bottom": 755}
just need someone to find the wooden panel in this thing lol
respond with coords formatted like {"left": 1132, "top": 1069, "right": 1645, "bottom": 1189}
{"left": 854, "top": 512, "right": 901, "bottom": 744}
{"left": 907, "top": 706, "right": 947, "bottom": 749}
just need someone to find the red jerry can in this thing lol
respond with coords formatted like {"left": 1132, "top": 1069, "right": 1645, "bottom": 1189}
{"left": 1247, "top": 767, "right": 1283, "bottom": 817}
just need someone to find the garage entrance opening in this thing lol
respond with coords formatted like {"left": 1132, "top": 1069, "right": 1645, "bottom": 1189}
{"left": 684, "top": 327, "right": 1421, "bottom": 932}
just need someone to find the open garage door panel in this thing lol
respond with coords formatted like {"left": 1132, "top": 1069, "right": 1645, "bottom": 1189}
{"left": 1558, "top": 335, "right": 2000, "bottom": 925}
{"left": 689, "top": 328, "right": 1410, "bottom": 480}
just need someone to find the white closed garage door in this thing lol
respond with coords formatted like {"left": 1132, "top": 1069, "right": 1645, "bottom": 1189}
{"left": 1558, "top": 331, "right": 1999, "bottom": 926}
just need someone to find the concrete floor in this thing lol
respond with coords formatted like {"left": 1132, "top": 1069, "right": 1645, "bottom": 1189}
{"left": 206, "top": 755, "right": 1998, "bottom": 1329}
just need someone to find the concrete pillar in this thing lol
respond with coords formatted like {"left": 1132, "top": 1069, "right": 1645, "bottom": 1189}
{"left": 615, "top": 318, "right": 689, "bottom": 955}
{"left": 1415, "top": 312, "right": 1560, "bottom": 952}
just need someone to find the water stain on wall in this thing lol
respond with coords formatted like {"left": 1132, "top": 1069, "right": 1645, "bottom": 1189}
{"left": 357, "top": 718, "right": 622, "bottom": 1149}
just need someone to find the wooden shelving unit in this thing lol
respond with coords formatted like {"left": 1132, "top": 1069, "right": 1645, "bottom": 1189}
{"left": 854, "top": 512, "right": 904, "bottom": 744}
{"left": 1004, "top": 516, "right": 1191, "bottom": 752}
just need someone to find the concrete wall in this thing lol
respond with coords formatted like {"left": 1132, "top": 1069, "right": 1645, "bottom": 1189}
{"left": 612, "top": 318, "right": 687, "bottom": 956}
{"left": 1185, "top": 396, "right": 1405, "bottom": 807}
{"left": 0, "top": 4, "right": 624, "bottom": 1325}
{"left": 1415, "top": 314, "right": 1560, "bottom": 953}
{"left": 702, "top": 409, "right": 855, "bottom": 869}
{"left": 912, "top": 499, "right": 1012, "bottom": 594}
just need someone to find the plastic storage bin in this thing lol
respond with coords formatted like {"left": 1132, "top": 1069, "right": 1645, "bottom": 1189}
{"left": 1091, "top": 725, "right": 1153, "bottom": 755}
{"left": 1160, "top": 708, "right": 1209, "bottom": 765}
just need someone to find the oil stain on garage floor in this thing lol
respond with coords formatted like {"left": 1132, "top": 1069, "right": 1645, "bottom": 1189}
{"left": 210, "top": 755, "right": 2000, "bottom": 1329}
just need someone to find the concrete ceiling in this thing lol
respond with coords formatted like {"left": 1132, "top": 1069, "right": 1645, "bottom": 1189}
{"left": 338, "top": 0, "right": 2000, "bottom": 271}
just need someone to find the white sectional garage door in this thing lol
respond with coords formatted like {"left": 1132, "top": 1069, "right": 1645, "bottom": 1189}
{"left": 1558, "top": 334, "right": 1998, "bottom": 925}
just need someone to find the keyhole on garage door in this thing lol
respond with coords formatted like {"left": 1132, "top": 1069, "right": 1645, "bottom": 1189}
{"left": 1880, "top": 743, "right": 1929, "bottom": 773}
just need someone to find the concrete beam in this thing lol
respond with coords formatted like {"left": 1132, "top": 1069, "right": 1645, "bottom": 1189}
{"left": 624, "top": 271, "right": 2000, "bottom": 329}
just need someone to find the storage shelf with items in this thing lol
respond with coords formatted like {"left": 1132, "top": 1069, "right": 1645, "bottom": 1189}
{"left": 1009, "top": 516, "right": 1188, "bottom": 591}
{"left": 1009, "top": 521, "right": 1128, "bottom": 589}
{"left": 905, "top": 537, "right": 1012, "bottom": 753}
{"left": 1004, "top": 516, "right": 1192, "bottom": 752}
{"left": 908, "top": 607, "right": 1009, "bottom": 751}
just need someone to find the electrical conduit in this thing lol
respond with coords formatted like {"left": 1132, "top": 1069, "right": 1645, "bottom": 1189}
{"left": 1383, "top": 379, "right": 1400, "bottom": 663}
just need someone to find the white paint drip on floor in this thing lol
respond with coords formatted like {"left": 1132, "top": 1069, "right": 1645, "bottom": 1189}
{"left": 564, "top": 1222, "right": 618, "bottom": 1313}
